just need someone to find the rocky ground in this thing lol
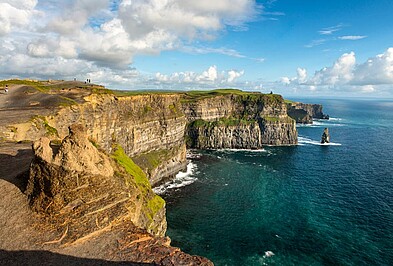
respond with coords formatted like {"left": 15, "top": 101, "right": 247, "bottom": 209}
{"left": 0, "top": 83, "right": 212, "bottom": 265}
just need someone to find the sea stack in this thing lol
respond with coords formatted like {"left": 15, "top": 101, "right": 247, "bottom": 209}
{"left": 321, "top": 128, "right": 330, "bottom": 144}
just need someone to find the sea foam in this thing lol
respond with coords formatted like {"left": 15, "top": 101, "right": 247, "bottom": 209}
{"left": 296, "top": 118, "right": 344, "bottom": 128}
{"left": 298, "top": 136, "right": 342, "bottom": 146}
{"left": 153, "top": 162, "right": 198, "bottom": 194}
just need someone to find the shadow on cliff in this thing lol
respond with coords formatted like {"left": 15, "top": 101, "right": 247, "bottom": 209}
{"left": 0, "top": 145, "right": 33, "bottom": 192}
{"left": 0, "top": 249, "right": 153, "bottom": 266}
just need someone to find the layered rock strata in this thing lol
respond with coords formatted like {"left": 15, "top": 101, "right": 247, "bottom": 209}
{"left": 183, "top": 93, "right": 297, "bottom": 148}
{"left": 7, "top": 90, "right": 298, "bottom": 184}
{"left": 26, "top": 124, "right": 166, "bottom": 237}
{"left": 287, "top": 102, "right": 329, "bottom": 123}
{"left": 26, "top": 124, "right": 212, "bottom": 265}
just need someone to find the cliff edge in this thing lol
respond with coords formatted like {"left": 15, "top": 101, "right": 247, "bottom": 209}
{"left": 0, "top": 80, "right": 315, "bottom": 265}
{"left": 24, "top": 124, "right": 212, "bottom": 265}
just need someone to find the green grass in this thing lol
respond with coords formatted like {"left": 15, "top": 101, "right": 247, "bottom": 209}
{"left": 168, "top": 103, "right": 180, "bottom": 115}
{"left": 132, "top": 148, "right": 176, "bottom": 171}
{"left": 189, "top": 117, "right": 257, "bottom": 128}
{"left": 0, "top": 79, "right": 50, "bottom": 92}
{"left": 112, "top": 145, "right": 165, "bottom": 225}
{"left": 58, "top": 96, "right": 77, "bottom": 107}
{"left": 112, "top": 90, "right": 178, "bottom": 96}
{"left": 91, "top": 87, "right": 114, "bottom": 95}
{"left": 43, "top": 120, "right": 58, "bottom": 136}
{"left": 147, "top": 195, "right": 165, "bottom": 217}
{"left": 263, "top": 116, "right": 294, "bottom": 123}
{"left": 31, "top": 115, "right": 59, "bottom": 136}
{"left": 284, "top": 99, "right": 295, "bottom": 104}
{"left": 112, "top": 145, "right": 151, "bottom": 191}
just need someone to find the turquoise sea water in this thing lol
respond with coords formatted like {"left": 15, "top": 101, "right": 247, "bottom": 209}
{"left": 157, "top": 98, "right": 393, "bottom": 265}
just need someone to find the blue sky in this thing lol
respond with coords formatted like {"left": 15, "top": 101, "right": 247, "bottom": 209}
{"left": 1, "top": 0, "right": 393, "bottom": 97}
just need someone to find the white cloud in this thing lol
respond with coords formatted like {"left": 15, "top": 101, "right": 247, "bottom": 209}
{"left": 318, "top": 24, "right": 343, "bottom": 35}
{"left": 152, "top": 65, "right": 244, "bottom": 89}
{"left": 296, "top": 68, "right": 307, "bottom": 84}
{"left": 182, "top": 46, "right": 265, "bottom": 63}
{"left": 360, "top": 85, "right": 375, "bottom": 93}
{"left": 280, "top": 77, "right": 291, "bottom": 85}
{"left": 227, "top": 70, "right": 244, "bottom": 83}
{"left": 305, "top": 39, "right": 326, "bottom": 48}
{"left": 46, "top": 0, "right": 110, "bottom": 35}
{"left": 281, "top": 48, "right": 393, "bottom": 95}
{"left": 0, "top": 0, "right": 258, "bottom": 81}
{"left": 311, "top": 51, "right": 356, "bottom": 85}
{"left": 352, "top": 48, "right": 393, "bottom": 85}
{"left": 338, "top": 35, "right": 367, "bottom": 40}
{"left": 196, "top": 66, "right": 219, "bottom": 82}
{"left": 280, "top": 68, "right": 307, "bottom": 85}
{"left": 0, "top": 0, "right": 39, "bottom": 36}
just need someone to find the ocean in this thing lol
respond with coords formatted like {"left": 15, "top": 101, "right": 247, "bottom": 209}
{"left": 154, "top": 98, "right": 393, "bottom": 265}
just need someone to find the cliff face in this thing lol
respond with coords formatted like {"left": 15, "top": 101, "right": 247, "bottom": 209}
{"left": 25, "top": 124, "right": 212, "bottom": 264}
{"left": 26, "top": 124, "right": 167, "bottom": 237}
{"left": 287, "top": 102, "right": 327, "bottom": 123}
{"left": 12, "top": 93, "right": 187, "bottom": 186}
{"left": 7, "top": 89, "right": 297, "bottom": 185}
{"left": 183, "top": 93, "right": 297, "bottom": 148}
{"left": 187, "top": 121, "right": 263, "bottom": 149}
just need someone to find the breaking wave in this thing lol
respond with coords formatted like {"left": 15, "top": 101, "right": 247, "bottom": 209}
{"left": 221, "top": 148, "right": 267, "bottom": 152}
{"left": 298, "top": 136, "right": 342, "bottom": 146}
{"left": 296, "top": 118, "right": 345, "bottom": 128}
{"left": 153, "top": 162, "right": 198, "bottom": 194}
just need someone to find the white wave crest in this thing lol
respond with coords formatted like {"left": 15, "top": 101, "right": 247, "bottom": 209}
{"left": 153, "top": 162, "right": 197, "bottom": 194}
{"left": 297, "top": 118, "right": 345, "bottom": 128}
{"left": 263, "top": 251, "right": 275, "bottom": 258}
{"left": 220, "top": 148, "right": 266, "bottom": 152}
{"left": 298, "top": 136, "right": 342, "bottom": 146}
{"left": 187, "top": 151, "right": 202, "bottom": 159}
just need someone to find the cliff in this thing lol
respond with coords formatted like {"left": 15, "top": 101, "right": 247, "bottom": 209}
{"left": 286, "top": 102, "right": 328, "bottom": 124}
{"left": 0, "top": 81, "right": 306, "bottom": 265}
{"left": 25, "top": 124, "right": 212, "bottom": 265}
{"left": 27, "top": 124, "right": 167, "bottom": 237}
{"left": 182, "top": 91, "right": 297, "bottom": 148}
{"left": 5, "top": 87, "right": 297, "bottom": 184}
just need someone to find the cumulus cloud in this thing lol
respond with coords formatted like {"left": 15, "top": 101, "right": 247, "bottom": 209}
{"left": 281, "top": 48, "right": 393, "bottom": 94}
{"left": 0, "top": 0, "right": 39, "bottom": 36}
{"left": 296, "top": 68, "right": 307, "bottom": 84}
{"left": 0, "top": 0, "right": 258, "bottom": 81}
{"left": 228, "top": 69, "right": 245, "bottom": 83}
{"left": 352, "top": 48, "right": 393, "bottom": 85}
{"left": 311, "top": 51, "right": 356, "bottom": 85}
{"left": 153, "top": 65, "right": 244, "bottom": 88}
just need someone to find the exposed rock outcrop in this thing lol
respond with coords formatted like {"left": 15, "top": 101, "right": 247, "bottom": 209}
{"left": 321, "top": 128, "right": 330, "bottom": 144}
{"left": 8, "top": 90, "right": 298, "bottom": 185}
{"left": 26, "top": 124, "right": 166, "bottom": 237}
{"left": 287, "top": 102, "right": 329, "bottom": 123}
{"left": 25, "top": 124, "right": 212, "bottom": 264}
{"left": 183, "top": 93, "right": 298, "bottom": 148}
{"left": 187, "top": 121, "right": 263, "bottom": 149}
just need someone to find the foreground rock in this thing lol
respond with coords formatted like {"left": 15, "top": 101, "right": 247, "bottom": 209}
{"left": 321, "top": 128, "right": 330, "bottom": 144}
{"left": 25, "top": 124, "right": 212, "bottom": 265}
